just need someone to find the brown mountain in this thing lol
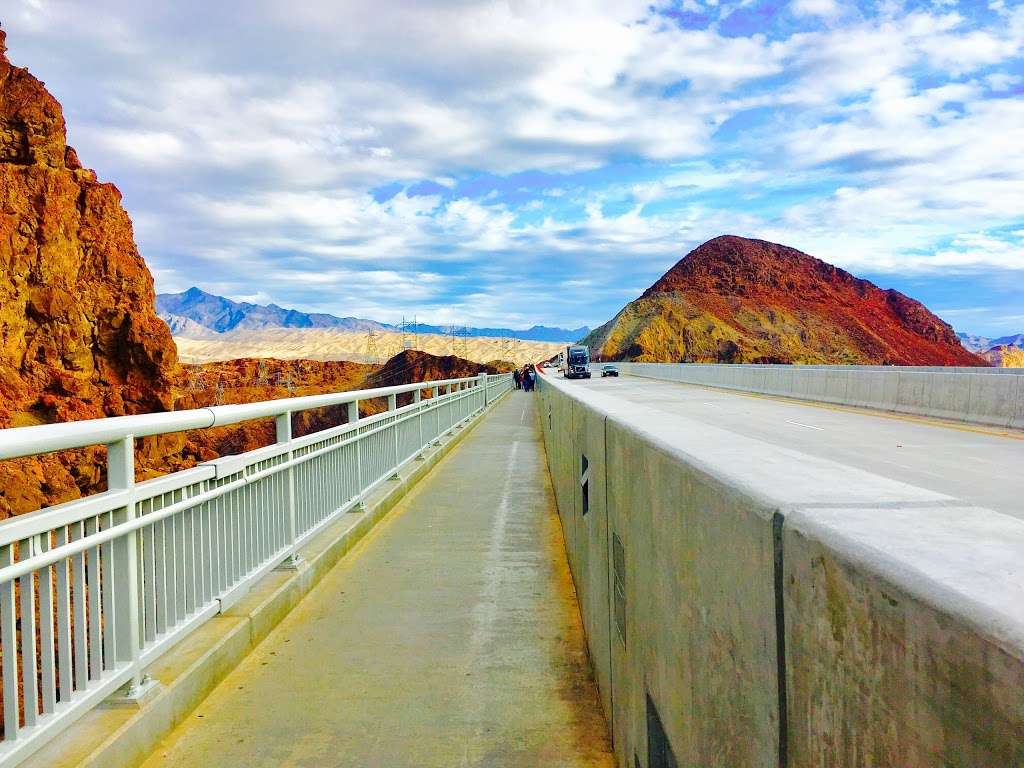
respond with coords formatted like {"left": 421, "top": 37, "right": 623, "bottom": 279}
{"left": 0, "top": 28, "right": 185, "bottom": 516}
{"left": 584, "top": 235, "right": 987, "bottom": 366}
{"left": 365, "top": 349, "right": 510, "bottom": 388}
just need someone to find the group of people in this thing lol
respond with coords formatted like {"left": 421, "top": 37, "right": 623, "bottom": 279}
{"left": 512, "top": 364, "right": 537, "bottom": 392}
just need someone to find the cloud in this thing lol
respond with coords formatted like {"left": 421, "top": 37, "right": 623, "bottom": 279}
{"left": 3, "top": 0, "right": 1022, "bottom": 331}
{"left": 791, "top": 0, "right": 841, "bottom": 18}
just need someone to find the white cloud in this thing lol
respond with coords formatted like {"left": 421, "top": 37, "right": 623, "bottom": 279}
{"left": 4, "top": 0, "right": 1022, "bottom": 328}
{"left": 792, "top": 0, "right": 841, "bottom": 18}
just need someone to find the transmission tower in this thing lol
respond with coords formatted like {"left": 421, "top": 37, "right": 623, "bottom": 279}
{"left": 455, "top": 326, "right": 471, "bottom": 359}
{"left": 187, "top": 368, "right": 206, "bottom": 394}
{"left": 366, "top": 329, "right": 380, "bottom": 363}
{"left": 282, "top": 371, "right": 296, "bottom": 395}
{"left": 399, "top": 315, "right": 418, "bottom": 351}
{"left": 256, "top": 359, "right": 268, "bottom": 386}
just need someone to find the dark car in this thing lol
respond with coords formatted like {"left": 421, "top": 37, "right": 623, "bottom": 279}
{"left": 600, "top": 364, "right": 619, "bottom": 377}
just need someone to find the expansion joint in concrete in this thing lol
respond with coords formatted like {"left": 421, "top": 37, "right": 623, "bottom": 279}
{"left": 772, "top": 510, "right": 789, "bottom": 768}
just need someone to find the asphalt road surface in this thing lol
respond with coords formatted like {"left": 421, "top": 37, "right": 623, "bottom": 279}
{"left": 576, "top": 374, "right": 1024, "bottom": 519}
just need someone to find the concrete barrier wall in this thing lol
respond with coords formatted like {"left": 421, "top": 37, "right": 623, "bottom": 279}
{"left": 537, "top": 372, "right": 1024, "bottom": 768}
{"left": 611, "top": 363, "right": 1024, "bottom": 430}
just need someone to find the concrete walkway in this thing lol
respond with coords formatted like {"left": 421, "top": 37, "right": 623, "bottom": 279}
{"left": 140, "top": 392, "right": 613, "bottom": 768}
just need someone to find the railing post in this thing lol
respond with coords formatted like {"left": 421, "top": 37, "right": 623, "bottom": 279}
{"left": 347, "top": 400, "right": 359, "bottom": 425}
{"left": 414, "top": 389, "right": 425, "bottom": 458}
{"left": 432, "top": 386, "right": 441, "bottom": 445}
{"left": 388, "top": 393, "right": 400, "bottom": 479}
{"left": 480, "top": 373, "right": 489, "bottom": 407}
{"left": 107, "top": 435, "right": 154, "bottom": 700}
{"left": 276, "top": 412, "right": 301, "bottom": 569}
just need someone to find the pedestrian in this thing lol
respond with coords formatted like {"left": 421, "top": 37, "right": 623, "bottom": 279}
{"left": 523, "top": 368, "right": 535, "bottom": 392}
{"left": 513, "top": 369, "right": 522, "bottom": 390}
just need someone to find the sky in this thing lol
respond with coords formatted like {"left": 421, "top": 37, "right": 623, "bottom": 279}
{"left": 4, "top": 0, "right": 1023, "bottom": 335}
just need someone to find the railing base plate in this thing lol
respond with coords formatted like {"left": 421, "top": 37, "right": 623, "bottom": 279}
{"left": 274, "top": 554, "right": 303, "bottom": 571}
{"left": 99, "top": 676, "right": 162, "bottom": 710}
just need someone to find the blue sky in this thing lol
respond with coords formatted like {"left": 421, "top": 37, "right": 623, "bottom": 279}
{"left": 4, "top": 0, "right": 1023, "bottom": 334}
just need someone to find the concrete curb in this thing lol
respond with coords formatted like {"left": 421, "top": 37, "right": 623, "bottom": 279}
{"left": 24, "top": 393, "right": 507, "bottom": 768}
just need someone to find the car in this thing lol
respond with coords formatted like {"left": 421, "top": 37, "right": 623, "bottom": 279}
{"left": 600, "top": 364, "right": 619, "bottom": 377}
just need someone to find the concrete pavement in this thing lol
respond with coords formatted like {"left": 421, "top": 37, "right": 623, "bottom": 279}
{"left": 579, "top": 375, "right": 1024, "bottom": 518}
{"left": 139, "top": 391, "right": 613, "bottom": 768}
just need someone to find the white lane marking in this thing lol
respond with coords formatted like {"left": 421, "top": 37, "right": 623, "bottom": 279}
{"left": 785, "top": 420, "right": 824, "bottom": 431}
{"left": 520, "top": 401, "right": 527, "bottom": 424}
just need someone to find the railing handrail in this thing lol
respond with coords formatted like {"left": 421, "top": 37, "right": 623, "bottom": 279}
{"left": 0, "top": 392, "right": 452, "bottom": 548}
{"left": 0, "top": 375, "right": 484, "bottom": 460}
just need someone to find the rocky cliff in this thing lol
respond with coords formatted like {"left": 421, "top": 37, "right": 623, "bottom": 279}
{"left": 0, "top": 29, "right": 180, "bottom": 516}
{"left": 585, "top": 235, "right": 988, "bottom": 366}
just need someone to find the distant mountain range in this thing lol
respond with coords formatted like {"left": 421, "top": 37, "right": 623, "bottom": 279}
{"left": 956, "top": 332, "right": 1024, "bottom": 366}
{"left": 583, "top": 235, "right": 987, "bottom": 366}
{"left": 956, "top": 332, "right": 1024, "bottom": 354}
{"left": 157, "top": 288, "right": 589, "bottom": 343}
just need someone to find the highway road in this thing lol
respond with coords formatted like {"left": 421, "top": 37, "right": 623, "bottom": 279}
{"left": 574, "top": 373, "right": 1024, "bottom": 520}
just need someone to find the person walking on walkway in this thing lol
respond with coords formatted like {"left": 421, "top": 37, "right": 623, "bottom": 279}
{"left": 523, "top": 368, "right": 535, "bottom": 392}
{"left": 513, "top": 369, "right": 522, "bottom": 390}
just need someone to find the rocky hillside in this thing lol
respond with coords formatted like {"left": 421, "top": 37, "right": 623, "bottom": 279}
{"left": 177, "top": 351, "right": 501, "bottom": 458}
{"left": 584, "top": 235, "right": 988, "bottom": 366}
{"left": 0, "top": 28, "right": 184, "bottom": 516}
{"left": 982, "top": 345, "right": 1024, "bottom": 367}
{"left": 365, "top": 349, "right": 508, "bottom": 387}
{"left": 174, "top": 358, "right": 378, "bottom": 460}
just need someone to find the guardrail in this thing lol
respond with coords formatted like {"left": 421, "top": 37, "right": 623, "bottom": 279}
{"left": 611, "top": 362, "right": 1024, "bottom": 429}
{"left": 0, "top": 372, "right": 512, "bottom": 765}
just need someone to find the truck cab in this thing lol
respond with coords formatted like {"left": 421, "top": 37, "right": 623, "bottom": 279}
{"left": 564, "top": 345, "right": 591, "bottom": 379}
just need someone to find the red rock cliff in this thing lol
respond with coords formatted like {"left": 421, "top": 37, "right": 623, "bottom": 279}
{"left": 0, "top": 29, "right": 179, "bottom": 515}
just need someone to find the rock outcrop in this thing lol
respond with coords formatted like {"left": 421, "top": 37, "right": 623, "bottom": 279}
{"left": 0, "top": 29, "right": 179, "bottom": 516}
{"left": 585, "top": 235, "right": 988, "bottom": 366}
{"left": 364, "top": 349, "right": 504, "bottom": 388}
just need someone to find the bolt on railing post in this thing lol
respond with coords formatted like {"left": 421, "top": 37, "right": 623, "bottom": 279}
{"left": 276, "top": 412, "right": 300, "bottom": 569}
{"left": 107, "top": 435, "right": 150, "bottom": 698}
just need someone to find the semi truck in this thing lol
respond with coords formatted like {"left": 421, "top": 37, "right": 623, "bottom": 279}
{"left": 564, "top": 345, "right": 591, "bottom": 379}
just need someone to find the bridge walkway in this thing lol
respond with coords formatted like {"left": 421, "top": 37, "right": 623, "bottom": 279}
{"left": 139, "top": 391, "right": 613, "bottom": 768}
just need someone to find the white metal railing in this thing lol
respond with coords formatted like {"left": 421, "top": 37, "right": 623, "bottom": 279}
{"left": 0, "top": 372, "right": 512, "bottom": 765}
